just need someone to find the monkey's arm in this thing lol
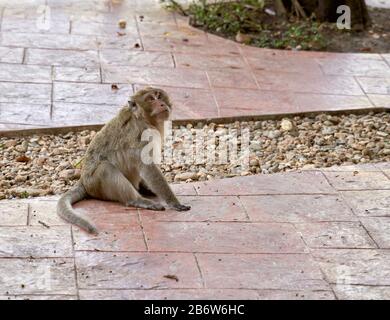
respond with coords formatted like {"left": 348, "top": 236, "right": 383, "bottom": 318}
{"left": 140, "top": 164, "right": 190, "bottom": 211}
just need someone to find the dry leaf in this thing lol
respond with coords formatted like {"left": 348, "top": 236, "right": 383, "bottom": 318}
{"left": 16, "top": 155, "right": 31, "bottom": 163}
{"left": 118, "top": 19, "right": 126, "bottom": 29}
{"left": 164, "top": 274, "right": 179, "bottom": 282}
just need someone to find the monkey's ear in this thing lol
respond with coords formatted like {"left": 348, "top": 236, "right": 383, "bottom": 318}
{"left": 128, "top": 100, "right": 138, "bottom": 112}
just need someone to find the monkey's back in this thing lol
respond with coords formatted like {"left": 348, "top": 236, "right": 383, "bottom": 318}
{"left": 81, "top": 106, "right": 147, "bottom": 182}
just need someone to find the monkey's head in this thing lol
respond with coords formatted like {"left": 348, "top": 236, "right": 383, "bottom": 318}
{"left": 129, "top": 87, "right": 172, "bottom": 124}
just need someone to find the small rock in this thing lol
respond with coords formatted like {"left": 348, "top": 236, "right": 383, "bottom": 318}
{"left": 267, "top": 130, "right": 281, "bottom": 139}
{"left": 59, "top": 169, "right": 81, "bottom": 181}
{"left": 15, "top": 141, "right": 28, "bottom": 153}
{"left": 174, "top": 172, "right": 198, "bottom": 181}
{"left": 280, "top": 119, "right": 295, "bottom": 131}
{"left": 249, "top": 158, "right": 259, "bottom": 166}
{"left": 5, "top": 140, "right": 17, "bottom": 148}
{"left": 118, "top": 19, "right": 127, "bottom": 29}
{"left": 16, "top": 155, "right": 31, "bottom": 163}
{"left": 15, "top": 175, "right": 27, "bottom": 183}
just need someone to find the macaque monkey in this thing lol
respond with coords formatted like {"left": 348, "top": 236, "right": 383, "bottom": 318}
{"left": 57, "top": 87, "right": 191, "bottom": 234}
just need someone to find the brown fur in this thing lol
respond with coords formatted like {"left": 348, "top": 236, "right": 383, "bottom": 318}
{"left": 57, "top": 87, "right": 190, "bottom": 234}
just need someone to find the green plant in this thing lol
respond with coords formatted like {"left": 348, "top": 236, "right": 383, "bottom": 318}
{"left": 20, "top": 191, "right": 30, "bottom": 199}
{"left": 161, "top": 0, "right": 327, "bottom": 51}
{"left": 253, "top": 20, "right": 327, "bottom": 50}
{"left": 189, "top": 0, "right": 265, "bottom": 35}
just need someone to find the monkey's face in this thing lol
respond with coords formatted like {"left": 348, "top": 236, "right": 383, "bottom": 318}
{"left": 135, "top": 88, "right": 172, "bottom": 123}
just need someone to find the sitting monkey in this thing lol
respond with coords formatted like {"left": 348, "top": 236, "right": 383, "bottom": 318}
{"left": 57, "top": 87, "right": 190, "bottom": 234}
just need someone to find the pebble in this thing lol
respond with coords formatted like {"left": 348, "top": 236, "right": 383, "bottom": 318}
{"left": 0, "top": 112, "right": 389, "bottom": 200}
{"left": 280, "top": 119, "right": 295, "bottom": 131}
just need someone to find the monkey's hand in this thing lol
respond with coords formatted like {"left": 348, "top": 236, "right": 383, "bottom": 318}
{"left": 172, "top": 203, "right": 191, "bottom": 211}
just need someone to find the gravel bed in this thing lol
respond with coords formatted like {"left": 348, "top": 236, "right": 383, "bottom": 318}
{"left": 0, "top": 111, "right": 389, "bottom": 199}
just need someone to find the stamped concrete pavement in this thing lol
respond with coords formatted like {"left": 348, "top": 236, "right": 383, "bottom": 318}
{"left": 0, "top": 163, "right": 389, "bottom": 300}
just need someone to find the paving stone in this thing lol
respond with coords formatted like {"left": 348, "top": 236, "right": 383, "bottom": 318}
{"left": 53, "top": 66, "right": 101, "bottom": 83}
{"left": 0, "top": 226, "right": 73, "bottom": 258}
{"left": 207, "top": 69, "right": 258, "bottom": 89}
{"left": 53, "top": 82, "right": 133, "bottom": 105}
{"left": 0, "top": 32, "right": 97, "bottom": 50}
{"left": 52, "top": 102, "right": 121, "bottom": 125}
{"left": 96, "top": 35, "right": 142, "bottom": 50}
{"left": 256, "top": 290, "right": 335, "bottom": 300}
{"left": 99, "top": 49, "right": 174, "bottom": 67}
{"left": 170, "top": 183, "right": 197, "bottom": 195}
{"left": 254, "top": 71, "right": 364, "bottom": 95}
{"left": 0, "top": 64, "right": 52, "bottom": 83}
{"left": 213, "top": 88, "right": 299, "bottom": 116}
{"left": 174, "top": 53, "right": 247, "bottom": 70}
{"left": 320, "top": 164, "right": 378, "bottom": 171}
{"left": 137, "top": 21, "right": 183, "bottom": 37}
{"left": 134, "top": 85, "right": 219, "bottom": 119}
{"left": 25, "top": 48, "right": 100, "bottom": 67}
{"left": 312, "top": 249, "right": 390, "bottom": 286}
{"left": 0, "top": 258, "right": 76, "bottom": 295}
{"left": 140, "top": 196, "right": 247, "bottom": 222}
{"left": 74, "top": 199, "right": 137, "bottom": 213}
{"left": 0, "top": 123, "right": 48, "bottom": 131}
{"left": 295, "top": 222, "right": 376, "bottom": 249}
{"left": 194, "top": 172, "right": 335, "bottom": 195}
{"left": 102, "top": 66, "right": 209, "bottom": 89}
{"left": 2, "top": 6, "right": 70, "bottom": 21}
{"left": 75, "top": 252, "right": 202, "bottom": 289}
{"left": 196, "top": 253, "right": 328, "bottom": 290}
{"left": 323, "top": 171, "right": 390, "bottom": 190}
{"left": 0, "top": 202, "right": 28, "bottom": 226}
{"left": 72, "top": 213, "right": 146, "bottom": 252}
{"left": 0, "top": 82, "right": 51, "bottom": 104}
{"left": 357, "top": 77, "right": 390, "bottom": 94}
{"left": 71, "top": 20, "right": 138, "bottom": 36}
{"left": 374, "top": 162, "right": 390, "bottom": 170}
{"left": 332, "top": 285, "right": 390, "bottom": 300}
{"left": 1, "top": 17, "right": 70, "bottom": 34}
{"left": 295, "top": 93, "right": 374, "bottom": 112}
{"left": 79, "top": 289, "right": 260, "bottom": 300}
{"left": 240, "top": 195, "right": 357, "bottom": 223}
{"left": 0, "top": 47, "right": 24, "bottom": 64}
{"left": 341, "top": 190, "right": 390, "bottom": 217}
{"left": 0, "top": 295, "right": 77, "bottom": 300}
{"left": 246, "top": 55, "right": 322, "bottom": 74}
{"left": 135, "top": 11, "right": 176, "bottom": 24}
{"left": 142, "top": 36, "right": 240, "bottom": 56}
{"left": 318, "top": 57, "right": 390, "bottom": 77}
{"left": 383, "top": 54, "right": 390, "bottom": 65}
{"left": 368, "top": 94, "right": 390, "bottom": 108}
{"left": 0, "top": 103, "right": 51, "bottom": 125}
{"left": 29, "top": 201, "right": 66, "bottom": 226}
{"left": 360, "top": 218, "right": 390, "bottom": 248}
{"left": 143, "top": 222, "right": 305, "bottom": 253}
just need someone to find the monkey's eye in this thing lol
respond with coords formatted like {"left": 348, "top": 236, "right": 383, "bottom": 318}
{"left": 156, "top": 92, "right": 162, "bottom": 99}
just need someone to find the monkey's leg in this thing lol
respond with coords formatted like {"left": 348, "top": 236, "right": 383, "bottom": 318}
{"left": 140, "top": 163, "right": 191, "bottom": 211}
{"left": 138, "top": 179, "right": 157, "bottom": 197}
{"left": 96, "top": 162, "right": 165, "bottom": 211}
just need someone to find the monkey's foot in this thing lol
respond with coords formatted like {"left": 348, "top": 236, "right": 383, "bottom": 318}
{"left": 126, "top": 199, "right": 165, "bottom": 211}
{"left": 172, "top": 203, "right": 191, "bottom": 211}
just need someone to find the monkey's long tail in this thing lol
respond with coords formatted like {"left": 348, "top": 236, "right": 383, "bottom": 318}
{"left": 57, "top": 182, "right": 98, "bottom": 234}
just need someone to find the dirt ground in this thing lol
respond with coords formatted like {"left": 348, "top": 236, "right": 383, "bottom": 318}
{"left": 187, "top": 2, "right": 390, "bottom": 53}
